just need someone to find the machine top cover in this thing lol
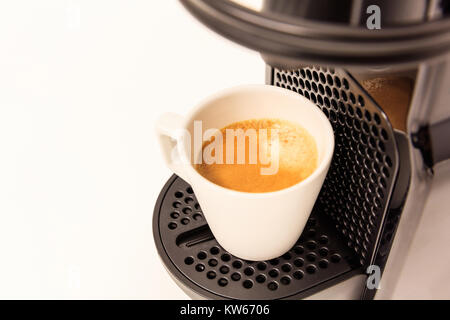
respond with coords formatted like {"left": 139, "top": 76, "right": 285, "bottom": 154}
{"left": 180, "top": 0, "right": 450, "bottom": 69}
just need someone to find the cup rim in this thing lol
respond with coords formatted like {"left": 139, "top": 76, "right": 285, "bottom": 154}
{"left": 179, "top": 84, "right": 335, "bottom": 198}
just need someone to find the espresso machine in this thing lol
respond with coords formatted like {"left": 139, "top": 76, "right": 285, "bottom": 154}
{"left": 153, "top": 0, "right": 450, "bottom": 299}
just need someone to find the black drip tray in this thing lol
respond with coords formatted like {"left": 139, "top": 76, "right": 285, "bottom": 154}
{"left": 153, "top": 175, "right": 361, "bottom": 300}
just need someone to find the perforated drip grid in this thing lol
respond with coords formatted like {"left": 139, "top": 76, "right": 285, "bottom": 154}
{"left": 154, "top": 176, "right": 359, "bottom": 299}
{"left": 153, "top": 66, "right": 399, "bottom": 299}
{"left": 273, "top": 67, "right": 399, "bottom": 267}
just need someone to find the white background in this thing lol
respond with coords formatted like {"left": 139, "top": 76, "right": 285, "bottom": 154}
{"left": 0, "top": 0, "right": 263, "bottom": 299}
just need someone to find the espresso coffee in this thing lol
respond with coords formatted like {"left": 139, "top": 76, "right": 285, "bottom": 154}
{"left": 195, "top": 118, "right": 318, "bottom": 193}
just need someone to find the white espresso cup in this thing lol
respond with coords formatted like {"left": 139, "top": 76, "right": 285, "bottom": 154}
{"left": 156, "top": 85, "right": 334, "bottom": 261}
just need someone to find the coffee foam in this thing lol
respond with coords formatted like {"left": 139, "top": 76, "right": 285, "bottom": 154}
{"left": 195, "top": 118, "right": 318, "bottom": 193}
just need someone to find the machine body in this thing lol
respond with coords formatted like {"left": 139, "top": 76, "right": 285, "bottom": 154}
{"left": 153, "top": 0, "right": 450, "bottom": 299}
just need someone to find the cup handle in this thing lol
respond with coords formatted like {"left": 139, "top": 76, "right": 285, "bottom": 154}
{"left": 155, "top": 112, "right": 190, "bottom": 182}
